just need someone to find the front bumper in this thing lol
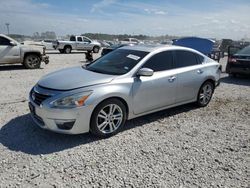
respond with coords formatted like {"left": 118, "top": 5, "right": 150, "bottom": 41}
{"left": 226, "top": 66, "right": 250, "bottom": 75}
{"left": 42, "top": 55, "right": 49, "bottom": 64}
{"left": 28, "top": 99, "right": 94, "bottom": 134}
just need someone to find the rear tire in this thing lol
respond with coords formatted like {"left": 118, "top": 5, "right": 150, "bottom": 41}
{"left": 90, "top": 99, "right": 127, "bottom": 138}
{"left": 196, "top": 81, "right": 214, "bottom": 107}
{"left": 23, "top": 54, "right": 41, "bottom": 69}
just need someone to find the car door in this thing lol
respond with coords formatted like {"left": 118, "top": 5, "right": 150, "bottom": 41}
{"left": 0, "top": 36, "right": 21, "bottom": 64}
{"left": 132, "top": 51, "right": 177, "bottom": 115}
{"left": 76, "top": 36, "right": 86, "bottom": 50}
{"left": 173, "top": 50, "right": 205, "bottom": 103}
{"left": 82, "top": 37, "right": 92, "bottom": 51}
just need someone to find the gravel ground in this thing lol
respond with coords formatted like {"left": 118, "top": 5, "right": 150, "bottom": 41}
{"left": 0, "top": 51, "right": 249, "bottom": 187}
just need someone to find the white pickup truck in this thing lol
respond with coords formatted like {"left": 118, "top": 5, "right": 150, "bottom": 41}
{"left": 0, "top": 34, "right": 49, "bottom": 69}
{"left": 53, "top": 35, "right": 101, "bottom": 54}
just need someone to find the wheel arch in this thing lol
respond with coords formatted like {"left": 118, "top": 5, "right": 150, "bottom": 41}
{"left": 23, "top": 52, "right": 41, "bottom": 64}
{"left": 92, "top": 96, "right": 129, "bottom": 119}
{"left": 64, "top": 45, "right": 72, "bottom": 49}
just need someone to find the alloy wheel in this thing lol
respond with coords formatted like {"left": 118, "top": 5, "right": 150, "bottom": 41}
{"left": 96, "top": 104, "right": 123, "bottom": 134}
{"left": 199, "top": 83, "right": 213, "bottom": 105}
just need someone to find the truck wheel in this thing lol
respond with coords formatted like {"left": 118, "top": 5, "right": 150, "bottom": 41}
{"left": 93, "top": 46, "right": 100, "bottom": 53}
{"left": 23, "top": 54, "right": 41, "bottom": 69}
{"left": 64, "top": 46, "right": 72, "bottom": 54}
{"left": 59, "top": 49, "right": 64, "bottom": 53}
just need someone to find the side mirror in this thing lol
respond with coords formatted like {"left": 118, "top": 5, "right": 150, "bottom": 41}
{"left": 137, "top": 68, "right": 154, "bottom": 77}
{"left": 9, "top": 41, "right": 17, "bottom": 46}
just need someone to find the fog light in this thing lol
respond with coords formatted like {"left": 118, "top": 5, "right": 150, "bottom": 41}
{"left": 55, "top": 119, "right": 75, "bottom": 130}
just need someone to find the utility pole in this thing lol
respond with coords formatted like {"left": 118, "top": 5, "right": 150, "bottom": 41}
{"left": 5, "top": 23, "right": 10, "bottom": 35}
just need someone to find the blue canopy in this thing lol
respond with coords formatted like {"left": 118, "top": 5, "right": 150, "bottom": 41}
{"left": 173, "top": 37, "right": 215, "bottom": 55}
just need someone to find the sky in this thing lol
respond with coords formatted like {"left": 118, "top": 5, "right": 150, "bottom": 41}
{"left": 0, "top": 0, "right": 250, "bottom": 40}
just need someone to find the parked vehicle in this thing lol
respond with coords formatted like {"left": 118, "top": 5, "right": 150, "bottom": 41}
{"left": 101, "top": 43, "right": 134, "bottom": 56}
{"left": 41, "top": 39, "right": 56, "bottom": 50}
{"left": 53, "top": 35, "right": 101, "bottom": 54}
{"left": 98, "top": 40, "right": 111, "bottom": 48}
{"left": 120, "top": 38, "right": 142, "bottom": 44}
{"left": 29, "top": 45, "right": 220, "bottom": 137}
{"left": 0, "top": 34, "right": 49, "bottom": 69}
{"left": 226, "top": 45, "right": 250, "bottom": 76}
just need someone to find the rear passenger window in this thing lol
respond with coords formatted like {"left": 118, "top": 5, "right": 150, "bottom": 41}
{"left": 77, "top": 37, "right": 82, "bottom": 42}
{"left": 174, "top": 50, "right": 198, "bottom": 68}
{"left": 196, "top": 54, "right": 205, "bottom": 64}
{"left": 143, "top": 51, "right": 173, "bottom": 72}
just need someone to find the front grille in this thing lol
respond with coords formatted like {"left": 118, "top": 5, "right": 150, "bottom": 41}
{"left": 32, "top": 90, "right": 51, "bottom": 106}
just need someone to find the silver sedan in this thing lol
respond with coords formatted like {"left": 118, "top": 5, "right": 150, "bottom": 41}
{"left": 29, "top": 45, "right": 221, "bottom": 137}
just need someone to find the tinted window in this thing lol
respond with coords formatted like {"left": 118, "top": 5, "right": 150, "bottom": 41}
{"left": 123, "top": 39, "right": 130, "bottom": 41}
{"left": 174, "top": 50, "right": 198, "bottom": 68}
{"left": 70, "top": 36, "right": 76, "bottom": 41}
{"left": 0, "top": 37, "right": 10, "bottom": 45}
{"left": 196, "top": 54, "right": 205, "bottom": 64}
{"left": 236, "top": 45, "right": 250, "bottom": 55}
{"left": 86, "top": 49, "right": 148, "bottom": 75}
{"left": 77, "top": 37, "right": 82, "bottom": 42}
{"left": 143, "top": 51, "right": 173, "bottom": 72}
{"left": 83, "top": 37, "right": 91, "bottom": 43}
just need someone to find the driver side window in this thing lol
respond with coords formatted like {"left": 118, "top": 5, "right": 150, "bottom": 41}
{"left": 0, "top": 37, "right": 11, "bottom": 46}
{"left": 142, "top": 51, "right": 173, "bottom": 72}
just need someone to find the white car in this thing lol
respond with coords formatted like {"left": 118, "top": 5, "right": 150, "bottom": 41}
{"left": 120, "top": 38, "right": 142, "bottom": 44}
{"left": 29, "top": 45, "right": 221, "bottom": 137}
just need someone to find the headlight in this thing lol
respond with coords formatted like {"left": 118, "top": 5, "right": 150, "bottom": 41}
{"left": 51, "top": 91, "right": 92, "bottom": 108}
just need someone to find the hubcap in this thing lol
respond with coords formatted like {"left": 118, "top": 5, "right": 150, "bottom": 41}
{"left": 65, "top": 48, "right": 71, "bottom": 53}
{"left": 27, "top": 56, "right": 39, "bottom": 67}
{"left": 94, "top": 47, "right": 98, "bottom": 53}
{"left": 199, "top": 84, "right": 213, "bottom": 105}
{"left": 96, "top": 104, "right": 123, "bottom": 134}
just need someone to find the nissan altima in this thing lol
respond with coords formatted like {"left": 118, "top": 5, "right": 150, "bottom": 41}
{"left": 29, "top": 45, "right": 221, "bottom": 137}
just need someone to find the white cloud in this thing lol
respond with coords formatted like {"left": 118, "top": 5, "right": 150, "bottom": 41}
{"left": 155, "top": 11, "right": 167, "bottom": 15}
{"left": 91, "top": 0, "right": 116, "bottom": 13}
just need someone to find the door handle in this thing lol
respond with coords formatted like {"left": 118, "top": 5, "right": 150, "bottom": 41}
{"left": 197, "top": 69, "right": 204, "bottom": 74}
{"left": 168, "top": 76, "right": 176, "bottom": 82}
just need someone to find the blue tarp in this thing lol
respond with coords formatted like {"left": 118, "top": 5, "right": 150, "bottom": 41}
{"left": 173, "top": 37, "right": 215, "bottom": 55}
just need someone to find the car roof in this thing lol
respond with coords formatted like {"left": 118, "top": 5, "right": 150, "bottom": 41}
{"left": 120, "top": 44, "right": 198, "bottom": 53}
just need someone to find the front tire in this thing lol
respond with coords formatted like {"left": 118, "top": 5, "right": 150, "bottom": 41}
{"left": 90, "top": 99, "right": 127, "bottom": 137}
{"left": 196, "top": 81, "right": 214, "bottom": 107}
{"left": 64, "top": 46, "right": 72, "bottom": 54}
{"left": 23, "top": 54, "right": 41, "bottom": 69}
{"left": 59, "top": 49, "right": 64, "bottom": 53}
{"left": 93, "top": 46, "right": 100, "bottom": 53}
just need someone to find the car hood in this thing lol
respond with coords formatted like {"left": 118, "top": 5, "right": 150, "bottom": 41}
{"left": 38, "top": 66, "right": 115, "bottom": 90}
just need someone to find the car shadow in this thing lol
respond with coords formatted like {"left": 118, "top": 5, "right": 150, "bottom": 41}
{"left": 220, "top": 75, "right": 250, "bottom": 86}
{"left": 46, "top": 51, "right": 86, "bottom": 54}
{"left": 0, "top": 65, "right": 44, "bottom": 71}
{"left": 0, "top": 114, "right": 99, "bottom": 155}
{"left": 124, "top": 103, "right": 198, "bottom": 131}
{"left": 0, "top": 103, "right": 198, "bottom": 155}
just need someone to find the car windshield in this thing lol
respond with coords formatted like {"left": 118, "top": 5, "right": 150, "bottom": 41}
{"left": 235, "top": 45, "right": 250, "bottom": 55}
{"left": 86, "top": 49, "right": 148, "bottom": 75}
